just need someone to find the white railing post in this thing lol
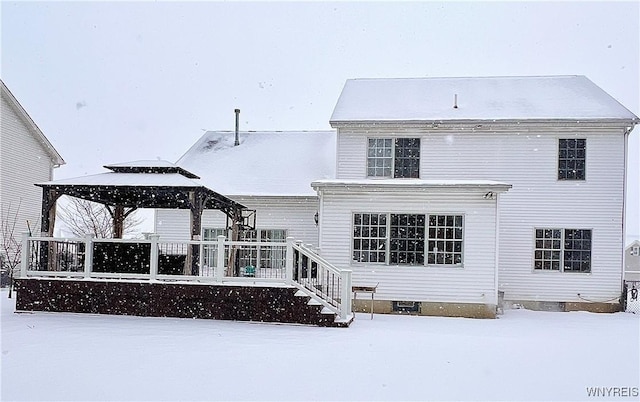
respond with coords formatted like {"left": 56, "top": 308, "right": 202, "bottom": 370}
{"left": 215, "top": 235, "right": 226, "bottom": 282}
{"left": 20, "top": 232, "right": 30, "bottom": 277}
{"left": 296, "top": 240, "right": 303, "bottom": 280}
{"left": 149, "top": 234, "right": 159, "bottom": 281}
{"left": 83, "top": 235, "right": 93, "bottom": 279}
{"left": 285, "top": 236, "right": 294, "bottom": 284}
{"left": 340, "top": 269, "right": 353, "bottom": 320}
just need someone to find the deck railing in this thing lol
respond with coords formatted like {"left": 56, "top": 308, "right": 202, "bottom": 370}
{"left": 20, "top": 234, "right": 352, "bottom": 321}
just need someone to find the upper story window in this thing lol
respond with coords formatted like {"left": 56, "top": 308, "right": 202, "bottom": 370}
{"left": 558, "top": 139, "right": 586, "bottom": 180}
{"left": 367, "top": 138, "right": 420, "bottom": 178}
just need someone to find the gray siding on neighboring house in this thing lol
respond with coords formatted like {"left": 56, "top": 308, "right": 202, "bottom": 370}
{"left": 625, "top": 241, "right": 640, "bottom": 282}
{"left": 334, "top": 125, "right": 626, "bottom": 303}
{"left": 0, "top": 93, "right": 60, "bottom": 240}
{"left": 155, "top": 196, "right": 319, "bottom": 246}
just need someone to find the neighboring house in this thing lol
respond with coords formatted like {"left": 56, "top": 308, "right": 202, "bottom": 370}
{"left": 157, "top": 75, "right": 639, "bottom": 318}
{"left": 1, "top": 80, "right": 64, "bottom": 265}
{"left": 625, "top": 240, "right": 640, "bottom": 282}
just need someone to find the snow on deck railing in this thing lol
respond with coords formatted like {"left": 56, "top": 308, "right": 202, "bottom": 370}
{"left": 19, "top": 234, "right": 352, "bottom": 321}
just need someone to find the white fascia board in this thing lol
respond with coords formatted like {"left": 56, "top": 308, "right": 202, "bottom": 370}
{"left": 330, "top": 119, "right": 640, "bottom": 130}
{"left": 311, "top": 179, "right": 512, "bottom": 194}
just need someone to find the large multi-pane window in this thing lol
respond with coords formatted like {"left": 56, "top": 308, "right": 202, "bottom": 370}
{"left": 353, "top": 213, "right": 387, "bottom": 263}
{"left": 427, "top": 215, "right": 464, "bottom": 265}
{"left": 534, "top": 228, "right": 591, "bottom": 273}
{"left": 558, "top": 139, "right": 586, "bottom": 180}
{"left": 390, "top": 214, "right": 425, "bottom": 265}
{"left": 352, "top": 213, "right": 464, "bottom": 266}
{"left": 367, "top": 138, "right": 420, "bottom": 178}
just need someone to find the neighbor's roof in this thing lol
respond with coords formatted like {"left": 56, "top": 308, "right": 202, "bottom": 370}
{"left": 1, "top": 79, "right": 65, "bottom": 166}
{"left": 177, "top": 131, "right": 336, "bottom": 196}
{"left": 330, "top": 75, "right": 639, "bottom": 125}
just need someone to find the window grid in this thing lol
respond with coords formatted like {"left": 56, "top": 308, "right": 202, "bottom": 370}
{"left": 353, "top": 213, "right": 387, "bottom": 263}
{"left": 427, "top": 215, "right": 464, "bottom": 265}
{"left": 558, "top": 139, "right": 586, "bottom": 180}
{"left": 389, "top": 214, "right": 425, "bottom": 265}
{"left": 367, "top": 138, "right": 393, "bottom": 177}
{"left": 367, "top": 138, "right": 420, "bottom": 178}
{"left": 394, "top": 138, "right": 421, "bottom": 178}
{"left": 563, "top": 229, "right": 591, "bottom": 273}
{"left": 534, "top": 229, "right": 562, "bottom": 271}
{"left": 534, "top": 228, "right": 591, "bottom": 273}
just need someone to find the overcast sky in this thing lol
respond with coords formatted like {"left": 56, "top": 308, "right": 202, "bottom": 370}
{"left": 1, "top": 1, "right": 638, "bottom": 240}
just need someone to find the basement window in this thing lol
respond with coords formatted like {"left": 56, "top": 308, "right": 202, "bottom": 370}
{"left": 392, "top": 301, "right": 420, "bottom": 313}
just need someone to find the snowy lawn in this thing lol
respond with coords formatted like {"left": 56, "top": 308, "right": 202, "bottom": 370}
{"left": 1, "top": 289, "right": 638, "bottom": 401}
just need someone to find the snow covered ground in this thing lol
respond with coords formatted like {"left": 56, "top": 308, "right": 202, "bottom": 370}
{"left": 1, "top": 289, "right": 638, "bottom": 401}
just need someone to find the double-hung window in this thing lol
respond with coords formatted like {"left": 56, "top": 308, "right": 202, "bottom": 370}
{"left": 534, "top": 228, "right": 591, "bottom": 273}
{"left": 367, "top": 138, "right": 420, "bottom": 178}
{"left": 558, "top": 139, "right": 586, "bottom": 180}
{"left": 353, "top": 213, "right": 464, "bottom": 266}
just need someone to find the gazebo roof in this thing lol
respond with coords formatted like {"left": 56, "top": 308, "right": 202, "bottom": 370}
{"left": 36, "top": 160, "right": 245, "bottom": 211}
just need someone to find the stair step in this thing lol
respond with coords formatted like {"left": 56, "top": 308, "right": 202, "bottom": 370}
{"left": 307, "top": 298, "right": 322, "bottom": 306}
{"left": 294, "top": 290, "right": 307, "bottom": 297}
{"left": 320, "top": 307, "right": 335, "bottom": 315}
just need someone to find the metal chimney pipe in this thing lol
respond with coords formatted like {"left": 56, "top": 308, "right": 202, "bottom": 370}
{"left": 234, "top": 108, "right": 240, "bottom": 146}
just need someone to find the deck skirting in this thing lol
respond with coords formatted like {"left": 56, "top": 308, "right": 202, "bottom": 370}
{"left": 14, "top": 278, "right": 348, "bottom": 327}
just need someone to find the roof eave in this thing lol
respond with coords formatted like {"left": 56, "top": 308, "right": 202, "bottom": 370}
{"left": 330, "top": 118, "right": 640, "bottom": 129}
{"left": 1, "top": 80, "right": 66, "bottom": 167}
{"left": 311, "top": 180, "right": 512, "bottom": 193}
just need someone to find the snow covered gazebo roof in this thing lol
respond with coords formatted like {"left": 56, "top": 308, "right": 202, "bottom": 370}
{"left": 37, "top": 160, "right": 243, "bottom": 210}
{"left": 330, "top": 75, "right": 640, "bottom": 125}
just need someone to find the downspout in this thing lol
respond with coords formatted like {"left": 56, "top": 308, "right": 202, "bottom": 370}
{"left": 494, "top": 192, "right": 501, "bottom": 309}
{"left": 621, "top": 126, "right": 632, "bottom": 294}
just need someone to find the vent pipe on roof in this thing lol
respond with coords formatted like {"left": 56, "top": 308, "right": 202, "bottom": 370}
{"left": 234, "top": 108, "right": 240, "bottom": 146}
{"left": 453, "top": 94, "right": 458, "bottom": 109}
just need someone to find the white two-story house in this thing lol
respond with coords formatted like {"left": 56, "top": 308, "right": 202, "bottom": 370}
{"left": 157, "top": 75, "right": 638, "bottom": 318}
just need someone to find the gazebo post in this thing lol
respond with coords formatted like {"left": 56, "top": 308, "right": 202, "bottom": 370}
{"left": 188, "top": 190, "right": 204, "bottom": 276}
{"left": 39, "top": 188, "right": 61, "bottom": 270}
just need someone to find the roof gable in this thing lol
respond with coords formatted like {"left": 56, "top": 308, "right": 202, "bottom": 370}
{"left": 177, "top": 131, "right": 336, "bottom": 196}
{"left": 1, "top": 80, "right": 65, "bottom": 166}
{"left": 330, "top": 75, "right": 639, "bottom": 125}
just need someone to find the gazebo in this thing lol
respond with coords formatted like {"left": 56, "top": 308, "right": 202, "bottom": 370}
{"left": 36, "top": 160, "right": 249, "bottom": 274}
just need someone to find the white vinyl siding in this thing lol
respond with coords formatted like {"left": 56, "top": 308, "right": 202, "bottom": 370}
{"left": 1, "top": 95, "right": 56, "bottom": 241}
{"left": 155, "top": 196, "right": 319, "bottom": 247}
{"left": 335, "top": 126, "right": 625, "bottom": 303}
{"left": 318, "top": 190, "right": 497, "bottom": 304}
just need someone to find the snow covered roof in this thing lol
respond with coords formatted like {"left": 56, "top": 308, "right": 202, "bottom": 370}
{"left": 330, "top": 75, "right": 639, "bottom": 124}
{"left": 37, "top": 162, "right": 245, "bottom": 210}
{"left": 38, "top": 172, "right": 203, "bottom": 188}
{"left": 312, "top": 179, "right": 512, "bottom": 192}
{"left": 104, "top": 160, "right": 200, "bottom": 178}
{"left": 177, "top": 131, "right": 336, "bottom": 197}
